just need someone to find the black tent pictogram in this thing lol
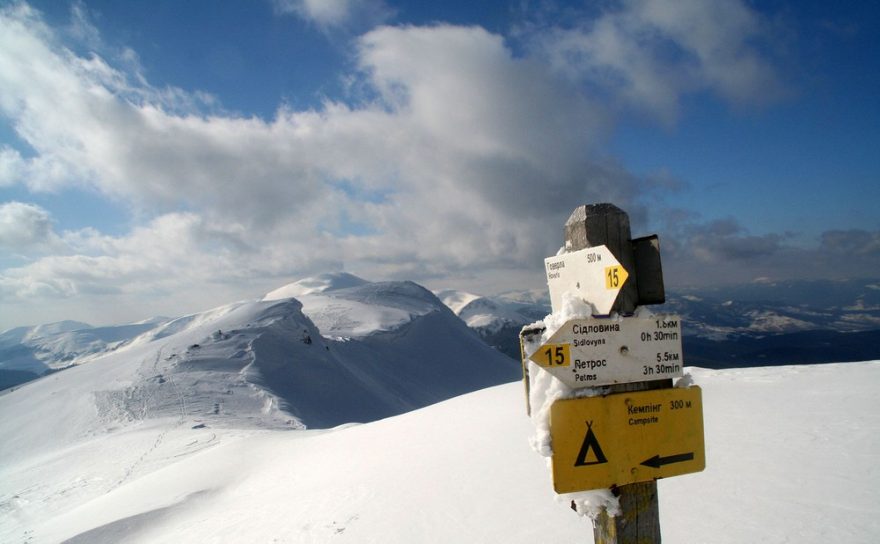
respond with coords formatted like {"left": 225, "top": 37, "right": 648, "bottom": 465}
{"left": 574, "top": 420, "right": 608, "bottom": 466}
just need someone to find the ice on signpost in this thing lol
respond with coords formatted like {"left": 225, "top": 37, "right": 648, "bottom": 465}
{"left": 520, "top": 292, "right": 623, "bottom": 515}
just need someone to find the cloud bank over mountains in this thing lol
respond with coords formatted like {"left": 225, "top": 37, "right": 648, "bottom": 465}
{"left": 0, "top": 1, "right": 876, "bottom": 328}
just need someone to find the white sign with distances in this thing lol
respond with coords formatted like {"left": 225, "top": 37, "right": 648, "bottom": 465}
{"left": 544, "top": 245, "right": 628, "bottom": 315}
{"left": 529, "top": 314, "right": 684, "bottom": 388}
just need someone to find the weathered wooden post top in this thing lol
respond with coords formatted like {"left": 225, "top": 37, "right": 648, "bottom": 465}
{"left": 520, "top": 203, "right": 705, "bottom": 544}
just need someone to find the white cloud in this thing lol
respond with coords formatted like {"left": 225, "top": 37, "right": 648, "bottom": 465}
{"left": 0, "top": 212, "right": 260, "bottom": 299}
{"left": 0, "top": 9, "right": 631, "bottom": 271}
{"left": 273, "top": 0, "right": 393, "bottom": 31}
{"left": 296, "top": 0, "right": 352, "bottom": 26}
{"left": 0, "top": 3, "right": 792, "bottom": 326}
{"left": 526, "top": 0, "right": 786, "bottom": 122}
{"left": 67, "top": 0, "right": 101, "bottom": 49}
{"left": 0, "top": 146, "right": 25, "bottom": 186}
{"left": 0, "top": 201, "right": 62, "bottom": 253}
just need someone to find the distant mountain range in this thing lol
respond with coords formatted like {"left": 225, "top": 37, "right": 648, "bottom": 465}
{"left": 665, "top": 278, "right": 880, "bottom": 367}
{"left": 3, "top": 276, "right": 879, "bottom": 393}
{"left": 438, "top": 278, "right": 880, "bottom": 368}
{"left": 0, "top": 318, "right": 169, "bottom": 389}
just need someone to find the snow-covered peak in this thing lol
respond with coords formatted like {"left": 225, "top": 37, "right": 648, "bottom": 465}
{"left": 138, "top": 300, "right": 264, "bottom": 344}
{"left": 21, "top": 320, "right": 93, "bottom": 342}
{"left": 263, "top": 272, "right": 369, "bottom": 300}
{"left": 434, "top": 289, "right": 484, "bottom": 315}
{"left": 130, "top": 315, "right": 171, "bottom": 325}
{"left": 267, "top": 276, "right": 447, "bottom": 338}
{"left": 436, "top": 289, "right": 548, "bottom": 333}
{"left": 433, "top": 289, "right": 550, "bottom": 360}
{"left": 496, "top": 288, "right": 551, "bottom": 307}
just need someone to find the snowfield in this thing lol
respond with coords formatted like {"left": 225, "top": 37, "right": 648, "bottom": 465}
{"left": 1, "top": 362, "right": 878, "bottom": 543}
{"left": 1, "top": 275, "right": 878, "bottom": 542}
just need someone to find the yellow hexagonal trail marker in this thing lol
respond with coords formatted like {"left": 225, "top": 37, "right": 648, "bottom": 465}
{"left": 531, "top": 342, "right": 571, "bottom": 368}
{"left": 604, "top": 264, "right": 628, "bottom": 290}
{"left": 550, "top": 387, "right": 705, "bottom": 494}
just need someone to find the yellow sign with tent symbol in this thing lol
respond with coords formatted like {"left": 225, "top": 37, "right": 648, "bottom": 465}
{"left": 550, "top": 387, "right": 705, "bottom": 493}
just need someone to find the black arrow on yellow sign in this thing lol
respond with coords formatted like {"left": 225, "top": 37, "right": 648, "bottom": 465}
{"left": 641, "top": 452, "right": 694, "bottom": 468}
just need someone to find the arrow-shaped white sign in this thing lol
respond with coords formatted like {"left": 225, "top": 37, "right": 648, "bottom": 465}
{"left": 544, "top": 245, "right": 628, "bottom": 315}
{"left": 528, "top": 315, "right": 684, "bottom": 388}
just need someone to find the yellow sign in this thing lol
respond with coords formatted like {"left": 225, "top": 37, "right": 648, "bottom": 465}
{"left": 550, "top": 387, "right": 705, "bottom": 493}
{"left": 532, "top": 342, "right": 571, "bottom": 368}
{"left": 604, "top": 264, "right": 628, "bottom": 290}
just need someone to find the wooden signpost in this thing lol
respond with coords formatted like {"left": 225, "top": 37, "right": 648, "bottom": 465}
{"left": 524, "top": 203, "right": 705, "bottom": 544}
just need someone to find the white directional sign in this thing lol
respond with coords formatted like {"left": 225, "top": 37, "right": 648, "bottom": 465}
{"left": 529, "top": 315, "right": 684, "bottom": 388}
{"left": 544, "top": 245, "right": 628, "bottom": 315}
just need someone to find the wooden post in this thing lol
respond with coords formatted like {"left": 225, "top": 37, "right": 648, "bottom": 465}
{"left": 564, "top": 203, "right": 639, "bottom": 315}
{"left": 564, "top": 203, "right": 671, "bottom": 544}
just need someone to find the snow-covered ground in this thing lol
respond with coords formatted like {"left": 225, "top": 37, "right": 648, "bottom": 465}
{"left": 1, "top": 361, "right": 878, "bottom": 543}
{"left": 1, "top": 275, "right": 878, "bottom": 542}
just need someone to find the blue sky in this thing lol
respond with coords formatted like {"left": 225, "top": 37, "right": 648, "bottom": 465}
{"left": 0, "top": 0, "right": 878, "bottom": 328}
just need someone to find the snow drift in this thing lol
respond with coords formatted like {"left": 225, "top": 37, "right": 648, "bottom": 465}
{"left": 1, "top": 362, "right": 878, "bottom": 543}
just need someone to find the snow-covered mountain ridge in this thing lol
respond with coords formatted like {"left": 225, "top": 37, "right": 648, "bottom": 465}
{"left": 0, "top": 274, "right": 523, "bottom": 540}
{"left": 434, "top": 289, "right": 547, "bottom": 360}
{"left": 1, "top": 274, "right": 518, "bottom": 434}
{"left": 434, "top": 289, "right": 545, "bottom": 333}
{"left": 5, "top": 276, "right": 880, "bottom": 392}
{"left": 267, "top": 274, "right": 442, "bottom": 338}
{"left": 0, "top": 318, "right": 169, "bottom": 391}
